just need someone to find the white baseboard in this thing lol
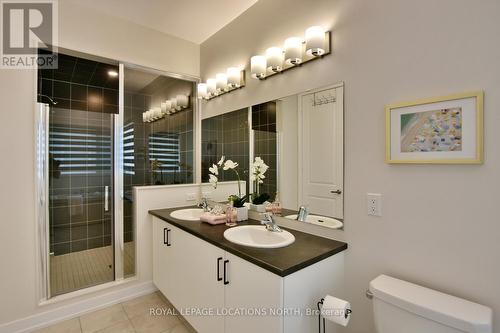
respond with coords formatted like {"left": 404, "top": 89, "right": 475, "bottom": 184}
{"left": 0, "top": 280, "right": 157, "bottom": 333}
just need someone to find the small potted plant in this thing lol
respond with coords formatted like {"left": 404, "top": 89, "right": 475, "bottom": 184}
{"left": 250, "top": 157, "right": 270, "bottom": 213}
{"left": 209, "top": 156, "right": 248, "bottom": 221}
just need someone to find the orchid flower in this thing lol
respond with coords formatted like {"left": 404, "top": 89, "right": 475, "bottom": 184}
{"left": 223, "top": 160, "right": 238, "bottom": 170}
{"left": 209, "top": 174, "right": 218, "bottom": 189}
{"left": 217, "top": 156, "right": 225, "bottom": 166}
{"left": 208, "top": 164, "right": 218, "bottom": 175}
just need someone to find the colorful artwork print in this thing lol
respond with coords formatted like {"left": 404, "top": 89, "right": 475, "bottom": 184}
{"left": 400, "top": 108, "right": 462, "bottom": 153}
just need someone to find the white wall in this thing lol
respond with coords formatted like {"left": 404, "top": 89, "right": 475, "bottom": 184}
{"left": 0, "top": 1, "right": 199, "bottom": 329}
{"left": 200, "top": 0, "right": 500, "bottom": 332}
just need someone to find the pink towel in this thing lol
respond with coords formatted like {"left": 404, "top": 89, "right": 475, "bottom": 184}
{"left": 200, "top": 212, "right": 226, "bottom": 225}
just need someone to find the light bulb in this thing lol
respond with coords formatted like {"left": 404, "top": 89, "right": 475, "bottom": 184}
{"left": 216, "top": 73, "right": 228, "bottom": 92}
{"left": 305, "top": 26, "right": 326, "bottom": 56}
{"left": 266, "top": 47, "right": 284, "bottom": 72}
{"left": 177, "top": 94, "right": 188, "bottom": 108}
{"left": 207, "top": 78, "right": 217, "bottom": 96}
{"left": 170, "top": 98, "right": 178, "bottom": 112}
{"left": 251, "top": 55, "right": 266, "bottom": 79}
{"left": 227, "top": 67, "right": 241, "bottom": 88}
{"left": 284, "top": 37, "right": 303, "bottom": 65}
{"left": 197, "top": 83, "right": 208, "bottom": 99}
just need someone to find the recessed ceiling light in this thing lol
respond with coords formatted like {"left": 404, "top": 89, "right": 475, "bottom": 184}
{"left": 108, "top": 70, "right": 118, "bottom": 77}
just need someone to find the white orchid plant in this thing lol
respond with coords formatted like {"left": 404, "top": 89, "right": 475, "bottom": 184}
{"left": 208, "top": 156, "right": 247, "bottom": 207}
{"left": 250, "top": 157, "right": 271, "bottom": 205}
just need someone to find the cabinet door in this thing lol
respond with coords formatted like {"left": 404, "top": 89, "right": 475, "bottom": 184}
{"left": 167, "top": 224, "right": 225, "bottom": 333}
{"left": 224, "top": 252, "right": 284, "bottom": 333}
{"left": 152, "top": 217, "right": 171, "bottom": 296}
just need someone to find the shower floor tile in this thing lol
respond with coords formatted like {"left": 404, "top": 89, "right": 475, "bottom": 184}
{"left": 50, "top": 241, "right": 135, "bottom": 296}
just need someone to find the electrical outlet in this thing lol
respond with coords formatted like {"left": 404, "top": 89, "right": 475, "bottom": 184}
{"left": 367, "top": 193, "right": 382, "bottom": 217}
{"left": 186, "top": 193, "right": 196, "bottom": 201}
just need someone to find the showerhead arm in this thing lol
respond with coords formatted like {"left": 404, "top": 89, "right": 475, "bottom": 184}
{"left": 39, "top": 94, "right": 58, "bottom": 105}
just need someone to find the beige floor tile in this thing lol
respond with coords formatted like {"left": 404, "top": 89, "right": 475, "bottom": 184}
{"left": 33, "top": 318, "right": 81, "bottom": 333}
{"left": 122, "top": 292, "right": 172, "bottom": 318}
{"left": 168, "top": 324, "right": 193, "bottom": 333}
{"left": 80, "top": 304, "right": 128, "bottom": 333}
{"left": 130, "top": 312, "right": 180, "bottom": 333}
{"left": 93, "top": 320, "right": 135, "bottom": 333}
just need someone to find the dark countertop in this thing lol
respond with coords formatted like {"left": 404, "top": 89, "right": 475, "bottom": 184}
{"left": 149, "top": 206, "right": 348, "bottom": 277}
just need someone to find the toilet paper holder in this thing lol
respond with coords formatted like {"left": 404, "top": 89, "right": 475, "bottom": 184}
{"left": 317, "top": 298, "right": 353, "bottom": 333}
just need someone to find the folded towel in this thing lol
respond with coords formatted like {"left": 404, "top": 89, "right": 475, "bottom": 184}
{"left": 200, "top": 212, "right": 227, "bottom": 225}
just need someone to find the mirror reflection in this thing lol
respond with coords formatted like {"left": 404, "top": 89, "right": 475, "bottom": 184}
{"left": 201, "top": 84, "right": 344, "bottom": 229}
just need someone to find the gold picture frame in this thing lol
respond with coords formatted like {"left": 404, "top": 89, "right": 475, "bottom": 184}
{"left": 385, "top": 91, "right": 483, "bottom": 164}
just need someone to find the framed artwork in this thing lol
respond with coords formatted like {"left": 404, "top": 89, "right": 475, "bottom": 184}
{"left": 385, "top": 91, "right": 483, "bottom": 164}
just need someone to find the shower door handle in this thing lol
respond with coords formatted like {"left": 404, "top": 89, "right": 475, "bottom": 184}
{"left": 104, "top": 186, "right": 109, "bottom": 211}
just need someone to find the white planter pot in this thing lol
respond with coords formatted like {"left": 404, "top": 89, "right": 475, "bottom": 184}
{"left": 235, "top": 206, "right": 248, "bottom": 221}
{"left": 249, "top": 203, "right": 267, "bottom": 213}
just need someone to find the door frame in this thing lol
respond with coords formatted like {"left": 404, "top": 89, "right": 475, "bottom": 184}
{"left": 297, "top": 82, "right": 344, "bottom": 218}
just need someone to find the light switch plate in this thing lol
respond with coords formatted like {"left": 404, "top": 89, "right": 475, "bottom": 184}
{"left": 202, "top": 191, "right": 212, "bottom": 199}
{"left": 186, "top": 193, "right": 196, "bottom": 201}
{"left": 367, "top": 193, "right": 382, "bottom": 217}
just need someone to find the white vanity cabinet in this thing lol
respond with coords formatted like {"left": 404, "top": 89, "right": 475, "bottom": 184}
{"left": 152, "top": 216, "right": 344, "bottom": 333}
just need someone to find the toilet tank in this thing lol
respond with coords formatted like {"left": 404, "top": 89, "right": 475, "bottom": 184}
{"left": 369, "top": 275, "right": 492, "bottom": 333}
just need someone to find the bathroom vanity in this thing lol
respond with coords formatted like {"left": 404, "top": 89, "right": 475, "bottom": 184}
{"left": 150, "top": 207, "right": 347, "bottom": 333}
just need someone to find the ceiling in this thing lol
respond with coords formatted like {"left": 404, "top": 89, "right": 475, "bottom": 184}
{"left": 71, "top": 0, "right": 258, "bottom": 44}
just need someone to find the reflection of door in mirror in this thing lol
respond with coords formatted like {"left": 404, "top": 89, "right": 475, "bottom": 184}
{"left": 299, "top": 85, "right": 344, "bottom": 219}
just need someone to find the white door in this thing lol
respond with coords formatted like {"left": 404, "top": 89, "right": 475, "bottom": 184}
{"left": 224, "top": 252, "right": 283, "bottom": 333}
{"left": 299, "top": 85, "right": 344, "bottom": 218}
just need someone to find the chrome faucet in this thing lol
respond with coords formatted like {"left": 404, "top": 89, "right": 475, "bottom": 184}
{"left": 296, "top": 205, "right": 309, "bottom": 222}
{"left": 261, "top": 213, "right": 282, "bottom": 232}
{"left": 197, "top": 197, "right": 211, "bottom": 212}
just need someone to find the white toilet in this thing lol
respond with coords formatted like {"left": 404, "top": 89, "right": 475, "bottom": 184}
{"left": 369, "top": 275, "right": 492, "bottom": 333}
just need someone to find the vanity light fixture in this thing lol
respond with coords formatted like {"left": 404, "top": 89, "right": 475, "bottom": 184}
{"left": 197, "top": 83, "right": 208, "bottom": 99}
{"left": 216, "top": 73, "right": 228, "bottom": 92}
{"left": 284, "top": 37, "right": 302, "bottom": 65}
{"left": 206, "top": 78, "right": 217, "bottom": 97}
{"left": 198, "top": 67, "right": 245, "bottom": 101}
{"left": 251, "top": 55, "right": 267, "bottom": 79}
{"left": 266, "top": 47, "right": 284, "bottom": 72}
{"left": 142, "top": 94, "right": 190, "bottom": 123}
{"left": 251, "top": 25, "right": 331, "bottom": 80}
{"left": 176, "top": 94, "right": 189, "bottom": 109}
{"left": 305, "top": 26, "right": 326, "bottom": 56}
{"left": 227, "top": 67, "right": 241, "bottom": 88}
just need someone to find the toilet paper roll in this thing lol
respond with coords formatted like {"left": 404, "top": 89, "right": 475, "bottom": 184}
{"left": 321, "top": 295, "right": 351, "bottom": 326}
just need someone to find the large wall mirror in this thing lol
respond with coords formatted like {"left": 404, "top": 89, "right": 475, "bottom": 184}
{"left": 201, "top": 83, "right": 344, "bottom": 229}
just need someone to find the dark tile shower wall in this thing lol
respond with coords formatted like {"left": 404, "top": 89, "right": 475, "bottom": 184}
{"left": 202, "top": 108, "right": 249, "bottom": 196}
{"left": 252, "top": 102, "right": 278, "bottom": 199}
{"left": 39, "top": 53, "right": 119, "bottom": 256}
{"left": 123, "top": 90, "right": 194, "bottom": 244}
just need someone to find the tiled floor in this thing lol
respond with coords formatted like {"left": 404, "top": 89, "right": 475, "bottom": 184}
{"left": 50, "top": 242, "right": 135, "bottom": 296}
{"left": 34, "top": 292, "right": 195, "bottom": 333}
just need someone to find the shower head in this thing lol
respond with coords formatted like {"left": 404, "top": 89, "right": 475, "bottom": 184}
{"left": 39, "top": 94, "right": 58, "bottom": 105}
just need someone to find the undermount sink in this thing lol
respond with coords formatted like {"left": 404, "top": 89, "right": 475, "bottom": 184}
{"left": 223, "top": 225, "right": 295, "bottom": 248}
{"left": 284, "top": 214, "right": 343, "bottom": 229}
{"left": 170, "top": 208, "right": 204, "bottom": 221}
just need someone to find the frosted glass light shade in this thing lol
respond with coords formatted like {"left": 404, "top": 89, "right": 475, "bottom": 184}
{"left": 164, "top": 100, "right": 172, "bottom": 114}
{"left": 160, "top": 102, "right": 167, "bottom": 114}
{"left": 197, "top": 83, "right": 208, "bottom": 99}
{"left": 266, "top": 47, "right": 284, "bottom": 72}
{"left": 251, "top": 55, "right": 266, "bottom": 79}
{"left": 216, "top": 73, "right": 228, "bottom": 92}
{"left": 227, "top": 67, "right": 241, "bottom": 88}
{"left": 177, "top": 94, "right": 189, "bottom": 108}
{"left": 207, "top": 78, "right": 217, "bottom": 96}
{"left": 170, "top": 98, "right": 178, "bottom": 112}
{"left": 305, "top": 26, "right": 325, "bottom": 56}
{"left": 284, "top": 37, "right": 303, "bottom": 65}
{"left": 154, "top": 107, "right": 162, "bottom": 118}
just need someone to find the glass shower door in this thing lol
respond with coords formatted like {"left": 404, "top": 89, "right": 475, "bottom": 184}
{"left": 48, "top": 105, "right": 115, "bottom": 296}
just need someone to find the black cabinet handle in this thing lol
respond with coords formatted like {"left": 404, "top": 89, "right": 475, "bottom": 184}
{"left": 330, "top": 189, "right": 342, "bottom": 194}
{"left": 223, "top": 260, "right": 229, "bottom": 285}
{"left": 217, "top": 257, "right": 223, "bottom": 281}
{"left": 163, "top": 228, "right": 171, "bottom": 246}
